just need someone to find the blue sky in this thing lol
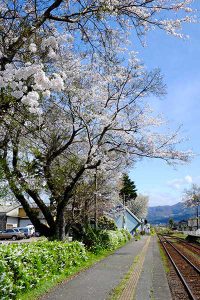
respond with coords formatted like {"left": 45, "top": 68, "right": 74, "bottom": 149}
{"left": 129, "top": 18, "right": 200, "bottom": 207}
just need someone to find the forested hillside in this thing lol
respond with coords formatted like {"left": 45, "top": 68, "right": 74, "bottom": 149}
{"left": 147, "top": 202, "right": 196, "bottom": 224}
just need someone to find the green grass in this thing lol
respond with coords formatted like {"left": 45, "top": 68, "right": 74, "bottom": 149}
{"left": 150, "top": 228, "right": 156, "bottom": 236}
{"left": 171, "top": 232, "right": 187, "bottom": 239}
{"left": 158, "top": 243, "right": 170, "bottom": 274}
{"left": 108, "top": 255, "right": 139, "bottom": 300}
{"left": 150, "top": 288, "right": 155, "bottom": 300}
{"left": 17, "top": 241, "right": 129, "bottom": 300}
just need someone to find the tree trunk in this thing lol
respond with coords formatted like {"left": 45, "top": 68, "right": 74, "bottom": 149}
{"left": 84, "top": 199, "right": 89, "bottom": 226}
{"left": 55, "top": 209, "right": 66, "bottom": 240}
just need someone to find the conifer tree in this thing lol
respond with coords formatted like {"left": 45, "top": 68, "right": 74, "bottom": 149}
{"left": 120, "top": 174, "right": 137, "bottom": 204}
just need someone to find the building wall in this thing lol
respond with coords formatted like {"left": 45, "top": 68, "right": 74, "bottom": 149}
{"left": 19, "top": 208, "right": 27, "bottom": 218}
{"left": 6, "top": 216, "right": 18, "bottom": 228}
{"left": 19, "top": 219, "right": 33, "bottom": 227}
{"left": 6, "top": 207, "right": 19, "bottom": 217}
{"left": 19, "top": 207, "right": 44, "bottom": 218}
{"left": 188, "top": 218, "right": 200, "bottom": 230}
{"left": 115, "top": 214, "right": 124, "bottom": 229}
{"left": 0, "top": 207, "right": 47, "bottom": 230}
{"left": 125, "top": 211, "right": 139, "bottom": 232}
{"left": 19, "top": 218, "right": 47, "bottom": 227}
{"left": 114, "top": 211, "right": 140, "bottom": 233}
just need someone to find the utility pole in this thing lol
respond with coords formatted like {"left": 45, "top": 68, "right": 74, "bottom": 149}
{"left": 197, "top": 205, "right": 199, "bottom": 230}
{"left": 94, "top": 167, "right": 98, "bottom": 229}
{"left": 122, "top": 194, "right": 126, "bottom": 229}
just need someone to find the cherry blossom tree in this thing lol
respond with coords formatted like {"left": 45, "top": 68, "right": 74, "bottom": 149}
{"left": 63, "top": 169, "right": 120, "bottom": 235}
{"left": 183, "top": 184, "right": 200, "bottom": 230}
{"left": 0, "top": 0, "right": 195, "bottom": 119}
{"left": 0, "top": 0, "right": 196, "bottom": 239}
{"left": 0, "top": 50, "right": 192, "bottom": 239}
{"left": 127, "top": 194, "right": 149, "bottom": 219}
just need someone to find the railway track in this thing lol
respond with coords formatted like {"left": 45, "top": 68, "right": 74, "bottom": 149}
{"left": 163, "top": 235, "right": 200, "bottom": 255}
{"left": 158, "top": 234, "right": 200, "bottom": 300}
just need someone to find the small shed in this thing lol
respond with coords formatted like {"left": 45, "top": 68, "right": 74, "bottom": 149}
{"left": 0, "top": 205, "right": 46, "bottom": 230}
{"left": 111, "top": 204, "right": 141, "bottom": 234}
{"left": 0, "top": 205, "right": 20, "bottom": 230}
{"left": 188, "top": 217, "right": 200, "bottom": 231}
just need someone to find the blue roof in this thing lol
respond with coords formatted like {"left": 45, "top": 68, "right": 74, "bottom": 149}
{"left": 112, "top": 204, "right": 141, "bottom": 233}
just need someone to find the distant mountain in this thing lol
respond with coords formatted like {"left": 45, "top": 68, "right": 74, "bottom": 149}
{"left": 147, "top": 202, "right": 196, "bottom": 225}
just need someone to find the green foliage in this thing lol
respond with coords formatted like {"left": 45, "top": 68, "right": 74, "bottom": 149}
{"left": 134, "top": 229, "right": 141, "bottom": 240}
{"left": 156, "top": 227, "right": 173, "bottom": 235}
{"left": 150, "top": 227, "right": 156, "bottom": 236}
{"left": 83, "top": 226, "right": 131, "bottom": 253}
{"left": 99, "top": 229, "right": 131, "bottom": 252}
{"left": 119, "top": 174, "right": 137, "bottom": 203}
{"left": 134, "top": 235, "right": 141, "bottom": 241}
{"left": 159, "top": 245, "right": 170, "bottom": 274}
{"left": 18, "top": 240, "right": 132, "bottom": 300}
{"left": 168, "top": 218, "right": 174, "bottom": 228}
{"left": 0, "top": 241, "right": 87, "bottom": 299}
{"left": 0, "top": 226, "right": 132, "bottom": 299}
{"left": 98, "top": 216, "right": 117, "bottom": 231}
{"left": 83, "top": 225, "right": 103, "bottom": 251}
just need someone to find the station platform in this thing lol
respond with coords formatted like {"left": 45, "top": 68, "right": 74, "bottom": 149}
{"left": 134, "top": 236, "right": 172, "bottom": 300}
{"left": 41, "top": 236, "right": 172, "bottom": 300}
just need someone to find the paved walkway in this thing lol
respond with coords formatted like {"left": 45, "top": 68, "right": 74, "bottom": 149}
{"left": 134, "top": 236, "right": 172, "bottom": 300}
{"left": 41, "top": 237, "right": 148, "bottom": 300}
{"left": 41, "top": 236, "right": 172, "bottom": 300}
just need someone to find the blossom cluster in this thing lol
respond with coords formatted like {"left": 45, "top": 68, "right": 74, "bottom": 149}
{"left": 0, "top": 0, "right": 194, "bottom": 116}
{"left": 0, "top": 62, "right": 65, "bottom": 113}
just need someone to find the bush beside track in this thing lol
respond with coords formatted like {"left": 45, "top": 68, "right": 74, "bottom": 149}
{"left": 0, "top": 229, "right": 131, "bottom": 299}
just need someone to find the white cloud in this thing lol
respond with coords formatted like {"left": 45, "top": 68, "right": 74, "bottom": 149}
{"left": 147, "top": 191, "right": 178, "bottom": 207}
{"left": 185, "top": 175, "right": 192, "bottom": 184}
{"left": 167, "top": 175, "right": 193, "bottom": 190}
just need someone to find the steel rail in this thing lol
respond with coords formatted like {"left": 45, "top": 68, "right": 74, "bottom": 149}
{"left": 161, "top": 235, "right": 200, "bottom": 274}
{"left": 163, "top": 234, "right": 200, "bottom": 252}
{"left": 158, "top": 234, "right": 198, "bottom": 300}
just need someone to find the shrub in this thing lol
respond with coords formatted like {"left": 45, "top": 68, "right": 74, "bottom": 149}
{"left": 98, "top": 216, "right": 117, "bottom": 231}
{"left": 82, "top": 225, "right": 105, "bottom": 252}
{"left": 135, "top": 234, "right": 141, "bottom": 241}
{"left": 100, "top": 230, "right": 119, "bottom": 250}
{"left": 84, "top": 226, "right": 131, "bottom": 253}
{"left": 150, "top": 227, "right": 156, "bottom": 236}
{"left": 0, "top": 241, "right": 87, "bottom": 300}
{"left": 0, "top": 228, "right": 132, "bottom": 299}
{"left": 120, "top": 229, "right": 132, "bottom": 241}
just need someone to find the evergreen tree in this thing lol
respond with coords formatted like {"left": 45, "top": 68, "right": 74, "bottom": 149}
{"left": 120, "top": 174, "right": 137, "bottom": 204}
{"left": 168, "top": 218, "right": 174, "bottom": 229}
